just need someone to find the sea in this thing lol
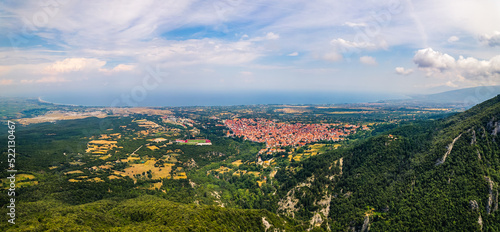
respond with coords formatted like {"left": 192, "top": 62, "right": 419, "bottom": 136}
{"left": 38, "top": 91, "right": 407, "bottom": 107}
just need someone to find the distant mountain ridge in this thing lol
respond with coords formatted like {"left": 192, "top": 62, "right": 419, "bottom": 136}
{"left": 411, "top": 85, "right": 500, "bottom": 105}
{"left": 380, "top": 86, "right": 500, "bottom": 108}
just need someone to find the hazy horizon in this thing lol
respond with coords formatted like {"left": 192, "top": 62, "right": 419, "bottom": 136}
{"left": 33, "top": 91, "right": 407, "bottom": 107}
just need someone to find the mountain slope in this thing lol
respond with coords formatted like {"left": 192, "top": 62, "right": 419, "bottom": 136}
{"left": 275, "top": 95, "right": 500, "bottom": 231}
{"left": 1, "top": 195, "right": 306, "bottom": 231}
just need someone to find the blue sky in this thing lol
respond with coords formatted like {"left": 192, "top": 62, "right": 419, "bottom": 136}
{"left": 1, "top": 0, "right": 500, "bottom": 101}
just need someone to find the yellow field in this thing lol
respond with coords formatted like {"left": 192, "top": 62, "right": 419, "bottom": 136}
{"left": 88, "top": 140, "right": 118, "bottom": 145}
{"left": 257, "top": 180, "right": 266, "bottom": 187}
{"left": 163, "top": 155, "right": 177, "bottom": 163}
{"left": 99, "top": 133, "right": 122, "bottom": 140}
{"left": 123, "top": 159, "right": 174, "bottom": 181}
{"left": 270, "top": 170, "right": 278, "bottom": 178}
{"left": 231, "top": 160, "right": 243, "bottom": 166}
{"left": 113, "top": 170, "right": 127, "bottom": 177}
{"left": 88, "top": 177, "right": 104, "bottom": 182}
{"left": 98, "top": 165, "right": 112, "bottom": 170}
{"left": 64, "top": 170, "right": 84, "bottom": 175}
{"left": 108, "top": 175, "right": 121, "bottom": 180}
{"left": 68, "top": 176, "right": 102, "bottom": 182}
{"left": 247, "top": 171, "right": 260, "bottom": 177}
{"left": 69, "top": 161, "right": 85, "bottom": 166}
{"left": 2, "top": 174, "right": 39, "bottom": 188}
{"left": 233, "top": 170, "right": 247, "bottom": 176}
{"left": 149, "top": 182, "right": 163, "bottom": 190}
{"left": 86, "top": 140, "right": 118, "bottom": 154}
{"left": 292, "top": 144, "right": 333, "bottom": 161}
{"left": 214, "top": 166, "right": 232, "bottom": 174}
{"left": 17, "top": 174, "right": 35, "bottom": 181}
{"left": 173, "top": 172, "right": 187, "bottom": 179}
{"left": 16, "top": 181, "right": 39, "bottom": 187}
{"left": 147, "top": 145, "right": 159, "bottom": 150}
{"left": 310, "top": 144, "right": 325, "bottom": 149}
{"left": 99, "top": 154, "right": 112, "bottom": 160}
{"left": 136, "top": 120, "right": 160, "bottom": 128}
{"left": 120, "top": 156, "right": 140, "bottom": 163}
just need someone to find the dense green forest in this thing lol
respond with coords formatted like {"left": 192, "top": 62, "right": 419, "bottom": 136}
{"left": 275, "top": 95, "right": 500, "bottom": 231}
{"left": 1, "top": 96, "right": 500, "bottom": 231}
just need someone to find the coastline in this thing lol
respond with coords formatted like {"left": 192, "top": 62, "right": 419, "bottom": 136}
{"left": 38, "top": 96, "right": 80, "bottom": 107}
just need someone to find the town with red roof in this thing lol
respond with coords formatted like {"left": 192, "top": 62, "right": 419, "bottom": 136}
{"left": 224, "top": 118, "right": 361, "bottom": 150}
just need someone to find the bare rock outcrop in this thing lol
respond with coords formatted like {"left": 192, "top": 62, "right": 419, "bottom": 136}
{"left": 471, "top": 129, "right": 477, "bottom": 145}
{"left": 262, "top": 217, "right": 272, "bottom": 232}
{"left": 478, "top": 214, "right": 483, "bottom": 231}
{"left": 470, "top": 200, "right": 479, "bottom": 211}
{"left": 310, "top": 213, "right": 323, "bottom": 228}
{"left": 436, "top": 133, "right": 462, "bottom": 165}
{"left": 485, "top": 176, "right": 498, "bottom": 214}
{"left": 488, "top": 117, "right": 500, "bottom": 136}
{"left": 361, "top": 215, "right": 370, "bottom": 232}
{"left": 277, "top": 189, "right": 299, "bottom": 218}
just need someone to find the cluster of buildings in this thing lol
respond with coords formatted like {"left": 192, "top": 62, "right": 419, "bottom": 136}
{"left": 225, "top": 118, "right": 360, "bottom": 148}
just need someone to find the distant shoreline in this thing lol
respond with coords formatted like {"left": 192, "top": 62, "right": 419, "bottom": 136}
{"left": 38, "top": 97, "right": 80, "bottom": 107}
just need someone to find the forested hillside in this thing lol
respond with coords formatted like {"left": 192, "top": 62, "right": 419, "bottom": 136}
{"left": 276, "top": 95, "right": 500, "bottom": 231}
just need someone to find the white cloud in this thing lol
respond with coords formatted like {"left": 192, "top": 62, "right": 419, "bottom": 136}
{"left": 0, "top": 66, "right": 11, "bottom": 76}
{"left": 447, "top": 36, "right": 459, "bottom": 43}
{"left": 413, "top": 47, "right": 500, "bottom": 84}
{"left": 112, "top": 64, "right": 135, "bottom": 72}
{"left": 36, "top": 76, "right": 68, "bottom": 83}
{"left": 359, "top": 56, "right": 377, "bottom": 65}
{"left": 288, "top": 52, "right": 299, "bottom": 56}
{"left": 0, "top": 79, "right": 13, "bottom": 85}
{"left": 413, "top": 48, "right": 455, "bottom": 72}
{"left": 395, "top": 67, "right": 413, "bottom": 75}
{"left": 344, "top": 22, "right": 366, "bottom": 27}
{"left": 265, "top": 32, "right": 280, "bottom": 40}
{"left": 240, "top": 71, "right": 252, "bottom": 75}
{"left": 43, "top": 58, "right": 106, "bottom": 74}
{"left": 322, "top": 52, "right": 343, "bottom": 62}
{"left": 99, "top": 64, "right": 135, "bottom": 74}
{"left": 20, "top": 79, "right": 34, "bottom": 84}
{"left": 248, "top": 32, "right": 280, "bottom": 42}
{"left": 479, "top": 31, "right": 500, "bottom": 47}
{"left": 331, "top": 38, "right": 380, "bottom": 50}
